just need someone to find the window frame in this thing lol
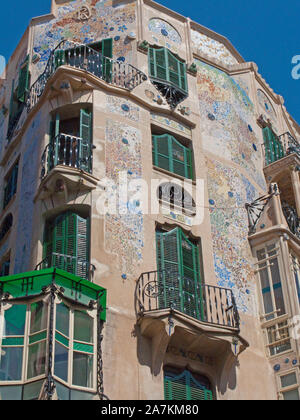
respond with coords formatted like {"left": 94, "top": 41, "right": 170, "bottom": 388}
{"left": 277, "top": 369, "right": 300, "bottom": 400}
{"left": 3, "top": 160, "right": 19, "bottom": 210}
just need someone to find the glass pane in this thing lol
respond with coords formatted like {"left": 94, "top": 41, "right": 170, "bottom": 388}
{"left": 27, "top": 341, "right": 46, "bottom": 379}
{"left": 0, "top": 385, "right": 22, "bottom": 400}
{"left": 281, "top": 372, "right": 297, "bottom": 388}
{"left": 23, "top": 380, "right": 44, "bottom": 400}
{"left": 72, "top": 352, "right": 93, "bottom": 388}
{"left": 55, "top": 381, "right": 70, "bottom": 401}
{"left": 30, "top": 301, "right": 48, "bottom": 334}
{"left": 74, "top": 310, "right": 93, "bottom": 343}
{"left": 70, "top": 389, "right": 95, "bottom": 400}
{"left": 54, "top": 341, "right": 69, "bottom": 383}
{"left": 257, "top": 248, "right": 266, "bottom": 261}
{"left": 3, "top": 305, "right": 26, "bottom": 336}
{"left": 0, "top": 347, "right": 23, "bottom": 381}
{"left": 283, "top": 389, "right": 300, "bottom": 400}
{"left": 56, "top": 303, "right": 70, "bottom": 338}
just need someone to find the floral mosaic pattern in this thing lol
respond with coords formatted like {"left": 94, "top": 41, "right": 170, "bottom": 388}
{"left": 148, "top": 18, "right": 182, "bottom": 49}
{"left": 32, "top": 0, "right": 136, "bottom": 81}
{"left": 207, "top": 159, "right": 258, "bottom": 314}
{"left": 196, "top": 60, "right": 266, "bottom": 190}
{"left": 105, "top": 119, "right": 144, "bottom": 276}
{"left": 257, "top": 89, "right": 278, "bottom": 133}
{"left": 150, "top": 113, "right": 191, "bottom": 137}
{"left": 191, "top": 30, "right": 238, "bottom": 66}
{"left": 107, "top": 96, "right": 140, "bottom": 122}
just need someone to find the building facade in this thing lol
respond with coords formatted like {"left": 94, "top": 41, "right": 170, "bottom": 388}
{"left": 0, "top": 0, "right": 299, "bottom": 400}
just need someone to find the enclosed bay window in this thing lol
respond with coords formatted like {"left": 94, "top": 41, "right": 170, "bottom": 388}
{"left": 278, "top": 371, "right": 300, "bottom": 400}
{"left": 148, "top": 47, "right": 188, "bottom": 108}
{"left": 256, "top": 244, "right": 286, "bottom": 321}
{"left": 43, "top": 211, "right": 90, "bottom": 281}
{"left": 152, "top": 134, "right": 193, "bottom": 179}
{"left": 266, "top": 320, "right": 291, "bottom": 356}
{"left": 164, "top": 367, "right": 214, "bottom": 401}
{"left": 291, "top": 255, "right": 300, "bottom": 304}
{"left": 156, "top": 227, "right": 204, "bottom": 320}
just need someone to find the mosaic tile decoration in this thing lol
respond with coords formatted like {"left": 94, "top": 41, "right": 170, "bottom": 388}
{"left": 32, "top": 0, "right": 136, "bottom": 81}
{"left": 107, "top": 96, "right": 140, "bottom": 122}
{"left": 257, "top": 89, "right": 278, "bottom": 133}
{"left": 105, "top": 118, "right": 144, "bottom": 277}
{"left": 150, "top": 112, "right": 192, "bottom": 137}
{"left": 191, "top": 30, "right": 238, "bottom": 66}
{"left": 207, "top": 158, "right": 258, "bottom": 314}
{"left": 195, "top": 60, "right": 266, "bottom": 190}
{"left": 148, "top": 18, "right": 182, "bottom": 49}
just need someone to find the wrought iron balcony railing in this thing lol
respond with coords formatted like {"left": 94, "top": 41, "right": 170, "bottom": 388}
{"left": 27, "top": 40, "right": 147, "bottom": 111}
{"left": 136, "top": 270, "right": 240, "bottom": 330}
{"left": 41, "top": 133, "right": 92, "bottom": 179}
{"left": 35, "top": 252, "right": 95, "bottom": 282}
{"left": 264, "top": 131, "right": 300, "bottom": 166}
{"left": 282, "top": 201, "right": 300, "bottom": 240}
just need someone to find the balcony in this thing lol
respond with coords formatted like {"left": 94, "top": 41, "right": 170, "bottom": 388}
{"left": 136, "top": 270, "right": 240, "bottom": 329}
{"left": 264, "top": 131, "right": 300, "bottom": 166}
{"left": 41, "top": 133, "right": 92, "bottom": 179}
{"left": 35, "top": 253, "right": 95, "bottom": 283}
{"left": 27, "top": 40, "right": 147, "bottom": 111}
{"left": 135, "top": 270, "right": 247, "bottom": 376}
{"left": 282, "top": 201, "right": 300, "bottom": 240}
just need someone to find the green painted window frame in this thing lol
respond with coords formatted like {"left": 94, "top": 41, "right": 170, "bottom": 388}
{"left": 148, "top": 47, "right": 188, "bottom": 93}
{"left": 17, "top": 55, "right": 30, "bottom": 103}
{"left": 152, "top": 134, "right": 193, "bottom": 179}
{"left": 3, "top": 161, "right": 19, "bottom": 209}
{"left": 164, "top": 369, "right": 214, "bottom": 401}
{"left": 156, "top": 227, "right": 204, "bottom": 320}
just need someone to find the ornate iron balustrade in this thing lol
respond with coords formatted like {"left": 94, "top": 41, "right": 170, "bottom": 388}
{"left": 282, "top": 201, "right": 300, "bottom": 239}
{"left": 263, "top": 131, "right": 300, "bottom": 165}
{"left": 41, "top": 133, "right": 92, "bottom": 179}
{"left": 136, "top": 270, "right": 240, "bottom": 330}
{"left": 35, "top": 252, "right": 95, "bottom": 282}
{"left": 27, "top": 40, "right": 147, "bottom": 111}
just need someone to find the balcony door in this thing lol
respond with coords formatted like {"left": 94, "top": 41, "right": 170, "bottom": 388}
{"left": 156, "top": 227, "right": 204, "bottom": 320}
{"left": 43, "top": 211, "right": 90, "bottom": 280}
{"left": 49, "top": 109, "right": 92, "bottom": 173}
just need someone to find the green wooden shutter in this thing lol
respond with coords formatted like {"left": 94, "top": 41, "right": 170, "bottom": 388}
{"left": 76, "top": 216, "right": 89, "bottom": 279}
{"left": 164, "top": 370, "right": 213, "bottom": 401}
{"left": 263, "top": 127, "right": 284, "bottom": 165}
{"left": 179, "top": 230, "right": 204, "bottom": 320}
{"left": 168, "top": 50, "right": 181, "bottom": 88}
{"left": 54, "top": 49, "right": 65, "bottom": 70}
{"left": 17, "top": 55, "right": 30, "bottom": 103}
{"left": 101, "top": 38, "right": 113, "bottom": 83}
{"left": 155, "top": 48, "right": 167, "bottom": 81}
{"left": 149, "top": 48, "right": 156, "bottom": 78}
{"left": 152, "top": 134, "right": 171, "bottom": 172}
{"left": 80, "top": 109, "right": 92, "bottom": 143}
{"left": 79, "top": 109, "right": 92, "bottom": 173}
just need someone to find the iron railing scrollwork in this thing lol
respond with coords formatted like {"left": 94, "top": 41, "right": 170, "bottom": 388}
{"left": 41, "top": 133, "right": 93, "bottom": 179}
{"left": 136, "top": 270, "right": 240, "bottom": 330}
{"left": 35, "top": 253, "right": 96, "bottom": 283}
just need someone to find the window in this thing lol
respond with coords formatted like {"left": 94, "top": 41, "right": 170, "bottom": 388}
{"left": 263, "top": 126, "right": 284, "bottom": 165}
{"left": 266, "top": 320, "right": 291, "bottom": 356}
{"left": 291, "top": 255, "right": 300, "bottom": 304}
{"left": 156, "top": 227, "right": 204, "bottom": 320}
{"left": 256, "top": 244, "right": 286, "bottom": 320}
{"left": 3, "top": 162, "right": 19, "bottom": 209}
{"left": 152, "top": 134, "right": 193, "bottom": 179}
{"left": 149, "top": 47, "right": 187, "bottom": 93}
{"left": 278, "top": 371, "right": 300, "bottom": 400}
{"left": 0, "top": 214, "right": 13, "bottom": 242}
{"left": 158, "top": 183, "right": 196, "bottom": 216}
{"left": 46, "top": 109, "right": 92, "bottom": 175}
{"left": 164, "top": 367, "right": 214, "bottom": 400}
{"left": 54, "top": 303, "right": 95, "bottom": 389}
{"left": 43, "top": 211, "right": 90, "bottom": 280}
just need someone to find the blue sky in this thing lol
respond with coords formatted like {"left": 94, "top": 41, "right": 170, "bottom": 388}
{"left": 1, "top": 0, "right": 299, "bottom": 123}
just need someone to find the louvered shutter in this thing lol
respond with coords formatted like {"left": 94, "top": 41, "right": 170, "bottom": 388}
{"left": 17, "top": 55, "right": 30, "bottom": 103}
{"left": 152, "top": 134, "right": 171, "bottom": 172}
{"left": 76, "top": 215, "right": 89, "bottom": 279}
{"left": 168, "top": 50, "right": 180, "bottom": 88}
{"left": 101, "top": 38, "right": 113, "bottom": 83}
{"left": 149, "top": 48, "right": 156, "bottom": 78}
{"left": 263, "top": 127, "right": 284, "bottom": 165}
{"left": 171, "top": 137, "right": 186, "bottom": 178}
{"left": 156, "top": 229, "right": 181, "bottom": 311}
{"left": 180, "top": 231, "right": 203, "bottom": 320}
{"left": 155, "top": 48, "right": 167, "bottom": 81}
{"left": 164, "top": 370, "right": 214, "bottom": 401}
{"left": 79, "top": 109, "right": 92, "bottom": 173}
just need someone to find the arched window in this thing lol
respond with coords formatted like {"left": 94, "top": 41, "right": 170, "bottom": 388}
{"left": 152, "top": 134, "right": 193, "bottom": 179}
{"left": 164, "top": 367, "right": 214, "bottom": 400}
{"left": 0, "top": 214, "right": 13, "bottom": 242}
{"left": 157, "top": 183, "right": 196, "bottom": 215}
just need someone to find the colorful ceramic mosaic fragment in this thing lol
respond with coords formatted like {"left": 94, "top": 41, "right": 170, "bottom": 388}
{"left": 107, "top": 96, "right": 140, "bottom": 122}
{"left": 148, "top": 18, "right": 182, "bottom": 48}
{"left": 191, "top": 30, "right": 238, "bottom": 66}
{"left": 150, "top": 113, "right": 192, "bottom": 137}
